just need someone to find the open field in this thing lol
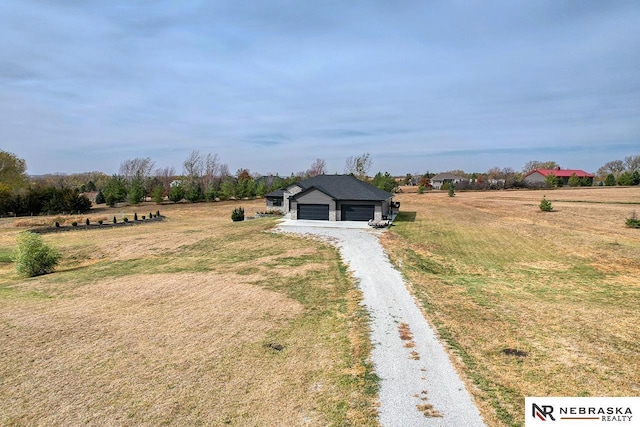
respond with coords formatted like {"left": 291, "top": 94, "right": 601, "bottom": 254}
{"left": 382, "top": 187, "right": 640, "bottom": 426}
{"left": 0, "top": 200, "right": 378, "bottom": 426}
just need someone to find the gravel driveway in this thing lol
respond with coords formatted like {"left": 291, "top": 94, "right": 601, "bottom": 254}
{"left": 277, "top": 221, "right": 486, "bottom": 427}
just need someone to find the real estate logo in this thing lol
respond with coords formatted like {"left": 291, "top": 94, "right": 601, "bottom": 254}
{"left": 532, "top": 402, "right": 555, "bottom": 421}
{"left": 525, "top": 397, "right": 639, "bottom": 426}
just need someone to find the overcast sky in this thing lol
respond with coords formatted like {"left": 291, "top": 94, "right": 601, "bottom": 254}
{"left": 1, "top": 1, "right": 638, "bottom": 176}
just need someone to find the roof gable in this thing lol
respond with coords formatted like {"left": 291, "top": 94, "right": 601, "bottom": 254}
{"left": 525, "top": 169, "right": 594, "bottom": 178}
{"left": 294, "top": 175, "right": 393, "bottom": 201}
{"left": 290, "top": 186, "right": 336, "bottom": 201}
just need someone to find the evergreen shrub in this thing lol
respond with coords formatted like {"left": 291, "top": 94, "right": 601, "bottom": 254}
{"left": 12, "top": 231, "right": 61, "bottom": 277}
{"left": 231, "top": 207, "right": 245, "bottom": 222}
{"left": 539, "top": 196, "right": 553, "bottom": 212}
{"left": 626, "top": 211, "right": 640, "bottom": 228}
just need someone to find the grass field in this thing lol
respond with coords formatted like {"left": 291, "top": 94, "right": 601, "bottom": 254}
{"left": 0, "top": 200, "right": 378, "bottom": 426}
{"left": 2, "top": 187, "right": 638, "bottom": 426}
{"left": 382, "top": 187, "right": 640, "bottom": 426}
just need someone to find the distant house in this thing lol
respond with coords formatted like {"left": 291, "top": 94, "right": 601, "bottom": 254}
{"left": 266, "top": 174, "right": 394, "bottom": 221}
{"left": 487, "top": 179, "right": 506, "bottom": 187}
{"left": 524, "top": 168, "right": 594, "bottom": 186}
{"left": 431, "top": 173, "right": 468, "bottom": 190}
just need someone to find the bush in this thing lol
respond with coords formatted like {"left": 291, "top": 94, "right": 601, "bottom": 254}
{"left": 418, "top": 185, "right": 425, "bottom": 194}
{"left": 98, "top": 220, "right": 103, "bottom": 225}
{"left": 539, "top": 196, "right": 553, "bottom": 212}
{"left": 55, "top": 221, "right": 60, "bottom": 228}
{"left": 617, "top": 172, "right": 634, "bottom": 186}
{"left": 85, "top": 218, "right": 90, "bottom": 226}
{"left": 113, "top": 216, "right": 117, "bottom": 224}
{"left": 151, "top": 185, "right": 165, "bottom": 204}
{"left": 168, "top": 185, "right": 185, "bottom": 203}
{"left": 156, "top": 210, "right": 160, "bottom": 217}
{"left": 142, "top": 215, "right": 146, "bottom": 220}
{"left": 448, "top": 186, "right": 455, "bottom": 197}
{"left": 231, "top": 207, "right": 245, "bottom": 222}
{"left": 128, "top": 180, "right": 145, "bottom": 205}
{"left": 568, "top": 173, "right": 580, "bottom": 187}
{"left": 626, "top": 211, "right": 640, "bottom": 228}
{"left": 12, "top": 231, "right": 61, "bottom": 277}
{"left": 205, "top": 185, "right": 218, "bottom": 202}
{"left": 134, "top": 212, "right": 138, "bottom": 221}
{"left": 123, "top": 217, "right": 129, "bottom": 223}
{"left": 184, "top": 181, "right": 203, "bottom": 203}
{"left": 95, "top": 189, "right": 106, "bottom": 204}
{"left": 72, "top": 221, "right": 78, "bottom": 227}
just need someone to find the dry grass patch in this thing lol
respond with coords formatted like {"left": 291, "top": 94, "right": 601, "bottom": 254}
{"left": 1, "top": 273, "right": 306, "bottom": 425}
{"left": 0, "top": 200, "right": 378, "bottom": 426}
{"left": 383, "top": 188, "right": 640, "bottom": 427}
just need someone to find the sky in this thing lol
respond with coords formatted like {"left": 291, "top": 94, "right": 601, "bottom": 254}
{"left": 1, "top": 1, "right": 639, "bottom": 177}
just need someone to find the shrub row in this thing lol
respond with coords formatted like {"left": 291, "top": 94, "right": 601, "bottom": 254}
{"left": 1, "top": 187, "right": 91, "bottom": 216}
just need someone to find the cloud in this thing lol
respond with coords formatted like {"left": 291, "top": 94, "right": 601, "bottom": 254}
{"left": 313, "top": 129, "right": 370, "bottom": 139}
{"left": 0, "top": 1, "right": 638, "bottom": 175}
{"left": 245, "top": 133, "right": 290, "bottom": 147}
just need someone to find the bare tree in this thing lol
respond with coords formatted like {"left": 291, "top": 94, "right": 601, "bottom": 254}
{"left": 344, "top": 153, "right": 373, "bottom": 180}
{"left": 501, "top": 167, "right": 515, "bottom": 177}
{"left": 597, "top": 160, "right": 625, "bottom": 178}
{"left": 202, "top": 153, "right": 220, "bottom": 189}
{"left": 119, "top": 157, "right": 156, "bottom": 182}
{"left": 218, "top": 163, "right": 230, "bottom": 180}
{"left": 183, "top": 150, "right": 204, "bottom": 179}
{"left": 522, "top": 160, "right": 558, "bottom": 173}
{"left": 156, "top": 166, "right": 176, "bottom": 194}
{"left": 307, "top": 158, "right": 327, "bottom": 177}
{"left": 487, "top": 166, "right": 503, "bottom": 180}
{"left": 624, "top": 155, "right": 640, "bottom": 173}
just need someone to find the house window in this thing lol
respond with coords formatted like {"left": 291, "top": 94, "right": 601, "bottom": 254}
{"left": 271, "top": 198, "right": 282, "bottom": 206}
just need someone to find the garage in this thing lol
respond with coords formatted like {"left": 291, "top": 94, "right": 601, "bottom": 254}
{"left": 341, "top": 204, "right": 374, "bottom": 221}
{"left": 298, "top": 204, "right": 330, "bottom": 220}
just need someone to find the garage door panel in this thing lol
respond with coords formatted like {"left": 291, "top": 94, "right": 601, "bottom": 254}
{"left": 298, "top": 204, "right": 329, "bottom": 220}
{"left": 342, "top": 204, "right": 374, "bottom": 221}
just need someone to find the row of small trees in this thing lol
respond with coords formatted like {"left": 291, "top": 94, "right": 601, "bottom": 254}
{"left": 0, "top": 186, "right": 92, "bottom": 216}
{"left": 603, "top": 171, "right": 640, "bottom": 186}
{"left": 99, "top": 172, "right": 296, "bottom": 207}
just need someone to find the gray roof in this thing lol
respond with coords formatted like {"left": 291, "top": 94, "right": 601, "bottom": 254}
{"left": 265, "top": 189, "right": 284, "bottom": 198}
{"left": 431, "top": 173, "right": 467, "bottom": 181}
{"left": 292, "top": 175, "right": 393, "bottom": 201}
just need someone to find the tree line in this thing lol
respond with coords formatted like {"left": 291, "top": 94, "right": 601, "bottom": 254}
{"left": 1, "top": 149, "right": 638, "bottom": 217}
{"left": 99, "top": 152, "right": 329, "bottom": 207}
{"left": 100, "top": 152, "right": 394, "bottom": 206}
{"left": 0, "top": 151, "right": 91, "bottom": 216}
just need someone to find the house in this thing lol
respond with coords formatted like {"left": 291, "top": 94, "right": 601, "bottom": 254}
{"left": 265, "top": 189, "right": 285, "bottom": 209}
{"left": 524, "top": 168, "right": 594, "bottom": 186}
{"left": 430, "top": 173, "right": 468, "bottom": 190}
{"left": 266, "top": 174, "right": 394, "bottom": 221}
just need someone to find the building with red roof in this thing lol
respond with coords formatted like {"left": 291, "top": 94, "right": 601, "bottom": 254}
{"left": 524, "top": 167, "right": 595, "bottom": 186}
